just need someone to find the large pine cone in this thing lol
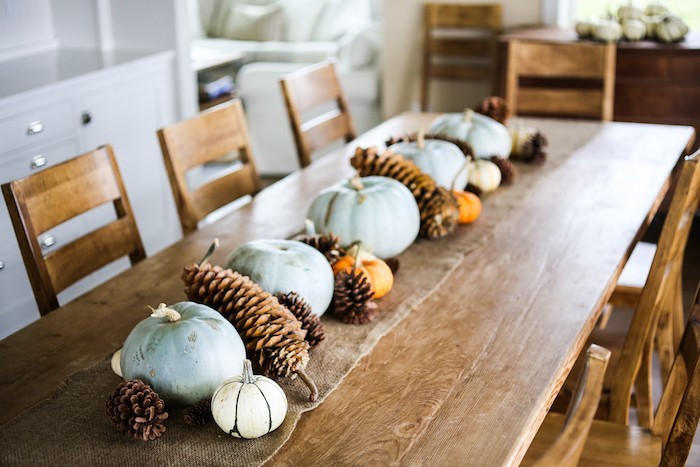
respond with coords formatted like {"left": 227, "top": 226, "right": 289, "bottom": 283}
{"left": 182, "top": 262, "right": 318, "bottom": 401}
{"left": 276, "top": 291, "right": 325, "bottom": 349}
{"left": 489, "top": 156, "right": 516, "bottom": 185}
{"left": 351, "top": 147, "right": 459, "bottom": 238}
{"left": 106, "top": 380, "right": 168, "bottom": 441}
{"left": 333, "top": 269, "right": 377, "bottom": 324}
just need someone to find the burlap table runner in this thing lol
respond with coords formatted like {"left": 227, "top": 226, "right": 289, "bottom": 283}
{"left": 0, "top": 120, "right": 600, "bottom": 466}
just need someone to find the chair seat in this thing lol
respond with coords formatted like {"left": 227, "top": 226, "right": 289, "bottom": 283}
{"left": 522, "top": 412, "right": 661, "bottom": 466}
{"left": 618, "top": 241, "right": 656, "bottom": 288}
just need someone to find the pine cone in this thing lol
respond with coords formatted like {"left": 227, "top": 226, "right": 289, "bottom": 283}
{"left": 106, "top": 380, "right": 168, "bottom": 441}
{"left": 183, "top": 398, "right": 212, "bottom": 426}
{"left": 333, "top": 269, "right": 377, "bottom": 324}
{"left": 297, "top": 232, "right": 345, "bottom": 266}
{"left": 511, "top": 127, "right": 548, "bottom": 164}
{"left": 476, "top": 96, "right": 510, "bottom": 124}
{"left": 275, "top": 291, "right": 325, "bottom": 349}
{"left": 465, "top": 183, "right": 483, "bottom": 197}
{"left": 489, "top": 156, "right": 516, "bottom": 185}
{"left": 351, "top": 147, "right": 459, "bottom": 238}
{"left": 182, "top": 260, "right": 318, "bottom": 401}
{"left": 385, "top": 257, "right": 400, "bottom": 274}
{"left": 386, "top": 133, "right": 474, "bottom": 157}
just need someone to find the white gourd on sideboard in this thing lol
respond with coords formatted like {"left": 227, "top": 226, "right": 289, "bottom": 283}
{"left": 0, "top": 0, "right": 195, "bottom": 339}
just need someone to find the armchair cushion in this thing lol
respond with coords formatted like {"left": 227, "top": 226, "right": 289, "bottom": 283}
{"left": 312, "top": 0, "right": 372, "bottom": 41}
{"left": 209, "top": 2, "right": 285, "bottom": 41}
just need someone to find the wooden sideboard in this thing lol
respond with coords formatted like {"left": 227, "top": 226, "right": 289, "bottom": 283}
{"left": 498, "top": 28, "right": 700, "bottom": 149}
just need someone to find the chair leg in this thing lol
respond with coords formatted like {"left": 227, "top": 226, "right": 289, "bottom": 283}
{"left": 634, "top": 341, "right": 654, "bottom": 429}
{"left": 672, "top": 274, "right": 684, "bottom": 349}
{"left": 597, "top": 303, "right": 613, "bottom": 329}
{"left": 656, "top": 307, "right": 675, "bottom": 385}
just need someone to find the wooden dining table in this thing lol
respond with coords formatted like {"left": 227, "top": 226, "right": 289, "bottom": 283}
{"left": 0, "top": 113, "right": 694, "bottom": 466}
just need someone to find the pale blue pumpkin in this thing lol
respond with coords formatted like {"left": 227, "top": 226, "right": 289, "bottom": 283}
{"left": 120, "top": 302, "right": 245, "bottom": 406}
{"left": 429, "top": 110, "right": 512, "bottom": 158}
{"left": 226, "top": 239, "right": 334, "bottom": 316}
{"left": 307, "top": 176, "right": 420, "bottom": 258}
{"left": 388, "top": 138, "right": 468, "bottom": 189}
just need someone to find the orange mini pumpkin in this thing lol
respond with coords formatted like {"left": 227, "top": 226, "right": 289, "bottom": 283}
{"left": 453, "top": 190, "right": 482, "bottom": 224}
{"left": 333, "top": 246, "right": 393, "bottom": 299}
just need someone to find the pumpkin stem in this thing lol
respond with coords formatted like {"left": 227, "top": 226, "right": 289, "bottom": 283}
{"left": 463, "top": 108, "right": 474, "bottom": 123}
{"left": 298, "top": 369, "right": 319, "bottom": 402}
{"left": 416, "top": 129, "right": 426, "bottom": 149}
{"left": 349, "top": 176, "right": 364, "bottom": 192}
{"left": 198, "top": 238, "right": 220, "bottom": 266}
{"left": 349, "top": 241, "right": 363, "bottom": 270}
{"left": 304, "top": 219, "right": 317, "bottom": 237}
{"left": 241, "top": 359, "right": 255, "bottom": 384}
{"left": 148, "top": 303, "right": 181, "bottom": 322}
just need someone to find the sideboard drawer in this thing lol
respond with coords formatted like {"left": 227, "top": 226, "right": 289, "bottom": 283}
{"left": 0, "top": 138, "right": 79, "bottom": 185}
{"left": 0, "top": 100, "right": 75, "bottom": 155}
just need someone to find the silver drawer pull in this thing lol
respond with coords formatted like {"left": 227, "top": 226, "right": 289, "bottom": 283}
{"left": 30, "top": 155, "right": 47, "bottom": 169}
{"left": 27, "top": 121, "right": 44, "bottom": 135}
{"left": 41, "top": 235, "right": 56, "bottom": 249}
{"left": 0, "top": 261, "right": 4, "bottom": 270}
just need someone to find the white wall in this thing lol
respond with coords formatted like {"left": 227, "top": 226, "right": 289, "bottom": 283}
{"left": 382, "top": 0, "right": 541, "bottom": 117}
{"left": 0, "top": 0, "right": 55, "bottom": 59}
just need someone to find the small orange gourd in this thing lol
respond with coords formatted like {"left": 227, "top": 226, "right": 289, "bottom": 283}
{"left": 453, "top": 190, "right": 482, "bottom": 224}
{"left": 332, "top": 244, "right": 393, "bottom": 299}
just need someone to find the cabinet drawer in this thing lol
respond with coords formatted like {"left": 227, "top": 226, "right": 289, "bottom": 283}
{"left": 0, "top": 100, "right": 75, "bottom": 155}
{"left": 0, "top": 138, "right": 79, "bottom": 185}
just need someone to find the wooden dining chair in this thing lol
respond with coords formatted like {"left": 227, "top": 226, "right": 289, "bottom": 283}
{"left": 529, "top": 344, "right": 611, "bottom": 467}
{"left": 505, "top": 40, "right": 616, "bottom": 120}
{"left": 280, "top": 60, "right": 356, "bottom": 168}
{"left": 157, "top": 99, "right": 261, "bottom": 235}
{"left": 1, "top": 145, "right": 145, "bottom": 315}
{"left": 525, "top": 284, "right": 700, "bottom": 466}
{"left": 554, "top": 150, "right": 700, "bottom": 429}
{"left": 421, "top": 3, "right": 502, "bottom": 111}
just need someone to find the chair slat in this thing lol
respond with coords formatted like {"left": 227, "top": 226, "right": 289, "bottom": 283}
{"left": 429, "top": 65, "right": 493, "bottom": 80}
{"left": 301, "top": 110, "right": 350, "bottom": 154}
{"left": 191, "top": 164, "right": 259, "bottom": 220}
{"left": 11, "top": 150, "right": 121, "bottom": 234}
{"left": 512, "top": 42, "right": 610, "bottom": 78}
{"left": 426, "top": 38, "right": 494, "bottom": 56}
{"left": 44, "top": 217, "right": 139, "bottom": 293}
{"left": 518, "top": 88, "right": 605, "bottom": 118}
{"left": 425, "top": 3, "right": 502, "bottom": 28}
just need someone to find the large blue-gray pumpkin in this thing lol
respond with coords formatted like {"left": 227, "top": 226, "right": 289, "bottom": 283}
{"left": 307, "top": 176, "right": 420, "bottom": 258}
{"left": 388, "top": 134, "right": 468, "bottom": 189}
{"left": 226, "top": 239, "right": 334, "bottom": 316}
{"left": 429, "top": 109, "right": 512, "bottom": 158}
{"left": 120, "top": 302, "right": 245, "bottom": 406}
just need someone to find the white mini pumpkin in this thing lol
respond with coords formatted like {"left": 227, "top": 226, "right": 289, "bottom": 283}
{"left": 594, "top": 19, "right": 623, "bottom": 42}
{"left": 643, "top": 15, "right": 662, "bottom": 39}
{"left": 622, "top": 18, "right": 647, "bottom": 41}
{"left": 388, "top": 133, "right": 468, "bottom": 189}
{"left": 645, "top": 2, "right": 669, "bottom": 17}
{"left": 212, "top": 360, "right": 288, "bottom": 439}
{"left": 656, "top": 15, "right": 688, "bottom": 43}
{"left": 575, "top": 18, "right": 598, "bottom": 38}
{"left": 226, "top": 239, "right": 334, "bottom": 316}
{"left": 429, "top": 109, "right": 512, "bottom": 159}
{"left": 468, "top": 159, "right": 502, "bottom": 193}
{"left": 618, "top": 2, "right": 644, "bottom": 21}
{"left": 111, "top": 348, "right": 123, "bottom": 377}
{"left": 307, "top": 176, "right": 420, "bottom": 258}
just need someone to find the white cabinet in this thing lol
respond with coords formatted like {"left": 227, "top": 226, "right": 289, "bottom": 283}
{"left": 0, "top": 50, "right": 181, "bottom": 339}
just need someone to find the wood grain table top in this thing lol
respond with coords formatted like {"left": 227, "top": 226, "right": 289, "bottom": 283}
{"left": 0, "top": 113, "right": 694, "bottom": 466}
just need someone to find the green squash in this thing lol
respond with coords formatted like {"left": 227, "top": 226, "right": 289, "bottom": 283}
{"left": 120, "top": 302, "right": 246, "bottom": 406}
{"left": 307, "top": 176, "right": 420, "bottom": 258}
{"left": 429, "top": 109, "right": 512, "bottom": 159}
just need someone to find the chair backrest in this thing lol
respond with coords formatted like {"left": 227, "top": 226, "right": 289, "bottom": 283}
{"left": 280, "top": 60, "right": 356, "bottom": 168}
{"left": 534, "top": 344, "right": 611, "bottom": 467}
{"left": 421, "top": 3, "right": 502, "bottom": 111}
{"left": 610, "top": 150, "right": 700, "bottom": 425}
{"left": 2, "top": 145, "right": 145, "bottom": 315}
{"left": 654, "top": 283, "right": 700, "bottom": 466}
{"left": 157, "top": 99, "right": 260, "bottom": 235}
{"left": 505, "top": 40, "right": 616, "bottom": 120}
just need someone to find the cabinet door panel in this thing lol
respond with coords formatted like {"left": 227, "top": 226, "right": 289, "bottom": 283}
{"left": 79, "top": 72, "right": 181, "bottom": 256}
